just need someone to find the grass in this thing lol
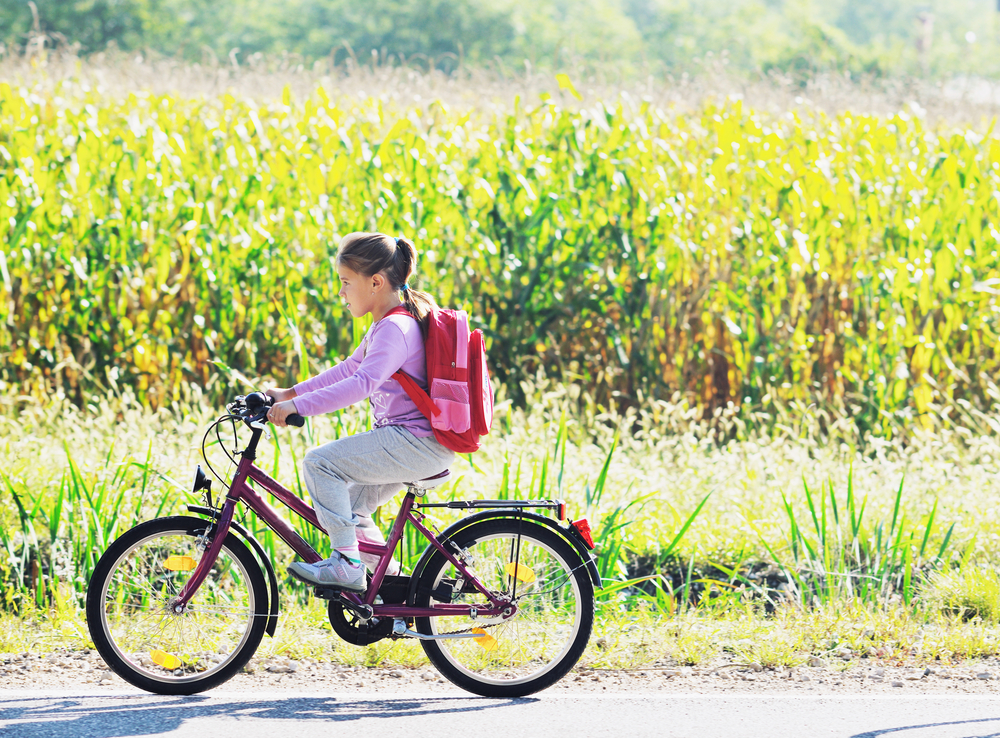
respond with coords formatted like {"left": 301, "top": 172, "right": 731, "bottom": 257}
{"left": 6, "top": 46, "right": 1000, "bottom": 122}
{"left": 9, "top": 595, "right": 1000, "bottom": 673}
{"left": 4, "top": 377, "right": 1000, "bottom": 668}
{"left": 923, "top": 566, "right": 1000, "bottom": 623}
{"left": 2, "top": 375, "right": 987, "bottom": 608}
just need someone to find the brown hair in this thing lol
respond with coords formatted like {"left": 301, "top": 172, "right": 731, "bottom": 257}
{"left": 336, "top": 232, "right": 438, "bottom": 337}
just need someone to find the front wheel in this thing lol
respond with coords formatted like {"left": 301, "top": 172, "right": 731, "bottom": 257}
{"left": 414, "top": 518, "right": 595, "bottom": 698}
{"left": 86, "top": 515, "right": 269, "bottom": 695}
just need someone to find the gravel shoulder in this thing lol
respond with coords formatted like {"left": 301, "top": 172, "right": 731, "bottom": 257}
{"left": 5, "top": 650, "right": 1000, "bottom": 695}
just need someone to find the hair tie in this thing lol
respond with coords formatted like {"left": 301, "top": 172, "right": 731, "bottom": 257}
{"left": 394, "top": 237, "right": 401, "bottom": 246}
{"left": 400, "top": 283, "right": 410, "bottom": 292}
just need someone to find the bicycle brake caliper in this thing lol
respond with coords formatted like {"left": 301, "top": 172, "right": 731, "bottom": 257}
{"left": 194, "top": 528, "right": 213, "bottom": 553}
{"left": 447, "top": 540, "right": 476, "bottom": 568}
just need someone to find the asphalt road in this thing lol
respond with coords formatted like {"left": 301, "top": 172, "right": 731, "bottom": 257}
{"left": 2, "top": 691, "right": 1000, "bottom": 738}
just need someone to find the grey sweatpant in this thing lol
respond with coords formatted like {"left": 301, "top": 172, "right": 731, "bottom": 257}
{"left": 302, "top": 425, "right": 455, "bottom": 561}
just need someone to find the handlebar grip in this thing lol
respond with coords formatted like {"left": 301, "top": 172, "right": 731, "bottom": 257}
{"left": 287, "top": 414, "right": 305, "bottom": 428}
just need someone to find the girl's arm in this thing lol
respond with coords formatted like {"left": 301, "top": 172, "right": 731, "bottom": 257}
{"left": 293, "top": 323, "right": 408, "bottom": 416}
{"left": 265, "top": 387, "right": 297, "bottom": 402}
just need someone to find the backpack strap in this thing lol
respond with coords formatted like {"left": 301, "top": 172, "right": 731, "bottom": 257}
{"left": 393, "top": 369, "right": 441, "bottom": 418}
{"left": 455, "top": 311, "right": 469, "bottom": 370}
{"left": 382, "top": 305, "right": 442, "bottom": 419}
{"left": 384, "top": 306, "right": 413, "bottom": 320}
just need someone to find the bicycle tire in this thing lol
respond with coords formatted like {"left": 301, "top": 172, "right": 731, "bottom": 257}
{"left": 86, "top": 515, "right": 268, "bottom": 695}
{"left": 413, "top": 518, "right": 594, "bottom": 698}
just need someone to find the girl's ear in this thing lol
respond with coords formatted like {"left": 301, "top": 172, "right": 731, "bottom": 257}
{"left": 371, "top": 272, "right": 386, "bottom": 291}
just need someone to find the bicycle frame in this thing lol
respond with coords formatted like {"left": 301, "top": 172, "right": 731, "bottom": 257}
{"left": 176, "top": 425, "right": 513, "bottom": 620}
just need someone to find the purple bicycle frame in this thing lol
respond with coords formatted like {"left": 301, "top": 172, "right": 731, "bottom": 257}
{"left": 175, "top": 453, "right": 512, "bottom": 620}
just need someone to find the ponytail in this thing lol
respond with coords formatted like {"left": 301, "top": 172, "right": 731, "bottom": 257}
{"left": 394, "top": 236, "right": 437, "bottom": 340}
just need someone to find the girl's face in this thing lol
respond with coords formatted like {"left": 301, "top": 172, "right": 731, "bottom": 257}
{"left": 337, "top": 264, "right": 376, "bottom": 318}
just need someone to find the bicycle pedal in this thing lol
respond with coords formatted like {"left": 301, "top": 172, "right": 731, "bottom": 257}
{"left": 313, "top": 586, "right": 366, "bottom": 599}
{"left": 313, "top": 584, "right": 366, "bottom": 597}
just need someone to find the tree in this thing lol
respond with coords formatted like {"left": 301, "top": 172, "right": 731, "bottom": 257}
{"left": 0, "top": 0, "right": 155, "bottom": 52}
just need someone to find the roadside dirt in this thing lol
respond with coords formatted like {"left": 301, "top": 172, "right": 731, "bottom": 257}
{"left": 4, "top": 650, "right": 1000, "bottom": 695}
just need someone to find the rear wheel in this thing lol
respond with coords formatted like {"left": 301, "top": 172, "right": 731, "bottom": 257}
{"left": 414, "top": 518, "right": 594, "bottom": 697}
{"left": 86, "top": 516, "right": 268, "bottom": 695}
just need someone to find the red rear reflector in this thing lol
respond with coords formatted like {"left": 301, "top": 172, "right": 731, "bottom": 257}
{"left": 557, "top": 501, "right": 567, "bottom": 520}
{"left": 572, "top": 518, "right": 595, "bottom": 549}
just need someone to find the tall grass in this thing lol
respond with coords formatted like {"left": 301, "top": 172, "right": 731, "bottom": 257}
{"left": 0, "top": 378, "right": 989, "bottom": 619}
{"left": 4, "top": 78, "right": 1000, "bottom": 432}
{"left": 0, "top": 434, "right": 174, "bottom": 610}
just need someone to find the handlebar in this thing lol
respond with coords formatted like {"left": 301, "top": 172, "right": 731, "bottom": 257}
{"left": 231, "top": 391, "right": 305, "bottom": 428}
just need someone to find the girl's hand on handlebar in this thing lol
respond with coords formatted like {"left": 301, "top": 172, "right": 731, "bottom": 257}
{"left": 267, "top": 400, "right": 299, "bottom": 427}
{"left": 265, "top": 387, "right": 297, "bottom": 403}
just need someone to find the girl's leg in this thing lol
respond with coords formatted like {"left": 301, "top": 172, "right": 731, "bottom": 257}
{"left": 292, "top": 426, "right": 454, "bottom": 587}
{"left": 356, "top": 516, "right": 400, "bottom": 575}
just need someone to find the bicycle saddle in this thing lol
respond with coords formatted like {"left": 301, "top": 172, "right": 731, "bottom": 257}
{"left": 407, "top": 470, "right": 451, "bottom": 491}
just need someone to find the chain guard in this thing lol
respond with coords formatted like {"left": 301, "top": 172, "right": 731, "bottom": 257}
{"left": 327, "top": 601, "right": 394, "bottom": 645}
{"left": 327, "top": 574, "right": 411, "bottom": 646}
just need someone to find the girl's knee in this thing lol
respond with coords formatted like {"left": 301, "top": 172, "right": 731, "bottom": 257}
{"left": 304, "top": 448, "right": 349, "bottom": 488}
{"left": 303, "top": 447, "right": 324, "bottom": 475}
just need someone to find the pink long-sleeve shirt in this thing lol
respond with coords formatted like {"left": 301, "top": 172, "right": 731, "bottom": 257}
{"left": 292, "top": 313, "right": 433, "bottom": 437}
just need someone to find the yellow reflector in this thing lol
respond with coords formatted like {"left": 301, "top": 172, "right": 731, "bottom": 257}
{"left": 471, "top": 628, "right": 498, "bottom": 652}
{"left": 151, "top": 650, "right": 182, "bottom": 670}
{"left": 163, "top": 555, "right": 197, "bottom": 571}
{"left": 504, "top": 563, "right": 536, "bottom": 583}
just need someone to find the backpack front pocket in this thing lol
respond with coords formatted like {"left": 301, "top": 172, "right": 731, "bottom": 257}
{"left": 430, "top": 379, "right": 471, "bottom": 432}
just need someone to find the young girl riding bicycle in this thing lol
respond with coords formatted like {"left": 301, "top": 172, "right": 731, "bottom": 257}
{"left": 265, "top": 232, "right": 454, "bottom": 592}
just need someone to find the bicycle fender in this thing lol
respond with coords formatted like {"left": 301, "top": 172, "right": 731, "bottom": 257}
{"left": 408, "top": 510, "right": 601, "bottom": 605}
{"left": 187, "top": 505, "right": 280, "bottom": 637}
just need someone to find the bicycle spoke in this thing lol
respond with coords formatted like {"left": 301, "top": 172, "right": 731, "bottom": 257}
{"left": 94, "top": 525, "right": 263, "bottom": 686}
{"left": 418, "top": 522, "right": 590, "bottom": 692}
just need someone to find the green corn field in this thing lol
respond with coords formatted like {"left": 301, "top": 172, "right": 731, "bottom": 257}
{"left": 2, "top": 81, "right": 1000, "bottom": 435}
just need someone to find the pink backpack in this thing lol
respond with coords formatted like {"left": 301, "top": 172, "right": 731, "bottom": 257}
{"left": 386, "top": 306, "right": 494, "bottom": 453}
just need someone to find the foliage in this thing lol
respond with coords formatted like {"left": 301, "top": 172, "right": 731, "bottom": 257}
{"left": 923, "top": 564, "right": 1000, "bottom": 622}
{"left": 2, "top": 0, "right": 999, "bottom": 78}
{"left": 0, "top": 377, "right": 983, "bottom": 615}
{"left": 8, "top": 387, "right": 1000, "bottom": 669}
{"left": 0, "top": 0, "right": 153, "bottom": 54}
{"left": 4, "top": 82, "right": 1000, "bottom": 434}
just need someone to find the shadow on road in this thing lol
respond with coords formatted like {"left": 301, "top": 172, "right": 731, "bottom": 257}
{"left": 0, "top": 693, "right": 533, "bottom": 737}
{"left": 851, "top": 716, "right": 1000, "bottom": 738}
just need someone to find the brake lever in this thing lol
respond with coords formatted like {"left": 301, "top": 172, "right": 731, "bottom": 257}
{"left": 248, "top": 412, "right": 271, "bottom": 439}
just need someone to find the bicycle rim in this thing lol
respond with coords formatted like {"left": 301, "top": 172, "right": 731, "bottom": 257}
{"left": 94, "top": 523, "right": 262, "bottom": 687}
{"left": 418, "top": 521, "right": 591, "bottom": 691}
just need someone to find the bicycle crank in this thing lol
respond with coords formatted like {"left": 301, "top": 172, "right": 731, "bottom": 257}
{"left": 314, "top": 588, "right": 374, "bottom": 621}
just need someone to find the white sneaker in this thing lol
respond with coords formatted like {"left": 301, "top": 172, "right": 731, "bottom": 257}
{"left": 288, "top": 551, "right": 367, "bottom": 592}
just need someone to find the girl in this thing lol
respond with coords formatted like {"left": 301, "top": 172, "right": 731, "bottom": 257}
{"left": 265, "top": 232, "right": 454, "bottom": 591}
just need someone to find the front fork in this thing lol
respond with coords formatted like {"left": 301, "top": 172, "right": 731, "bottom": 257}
{"left": 173, "top": 497, "right": 239, "bottom": 610}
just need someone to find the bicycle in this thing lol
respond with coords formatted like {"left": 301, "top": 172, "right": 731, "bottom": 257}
{"left": 85, "top": 391, "right": 599, "bottom": 698}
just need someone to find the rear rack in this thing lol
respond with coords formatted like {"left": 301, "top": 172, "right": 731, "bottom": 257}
{"left": 416, "top": 499, "right": 564, "bottom": 512}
